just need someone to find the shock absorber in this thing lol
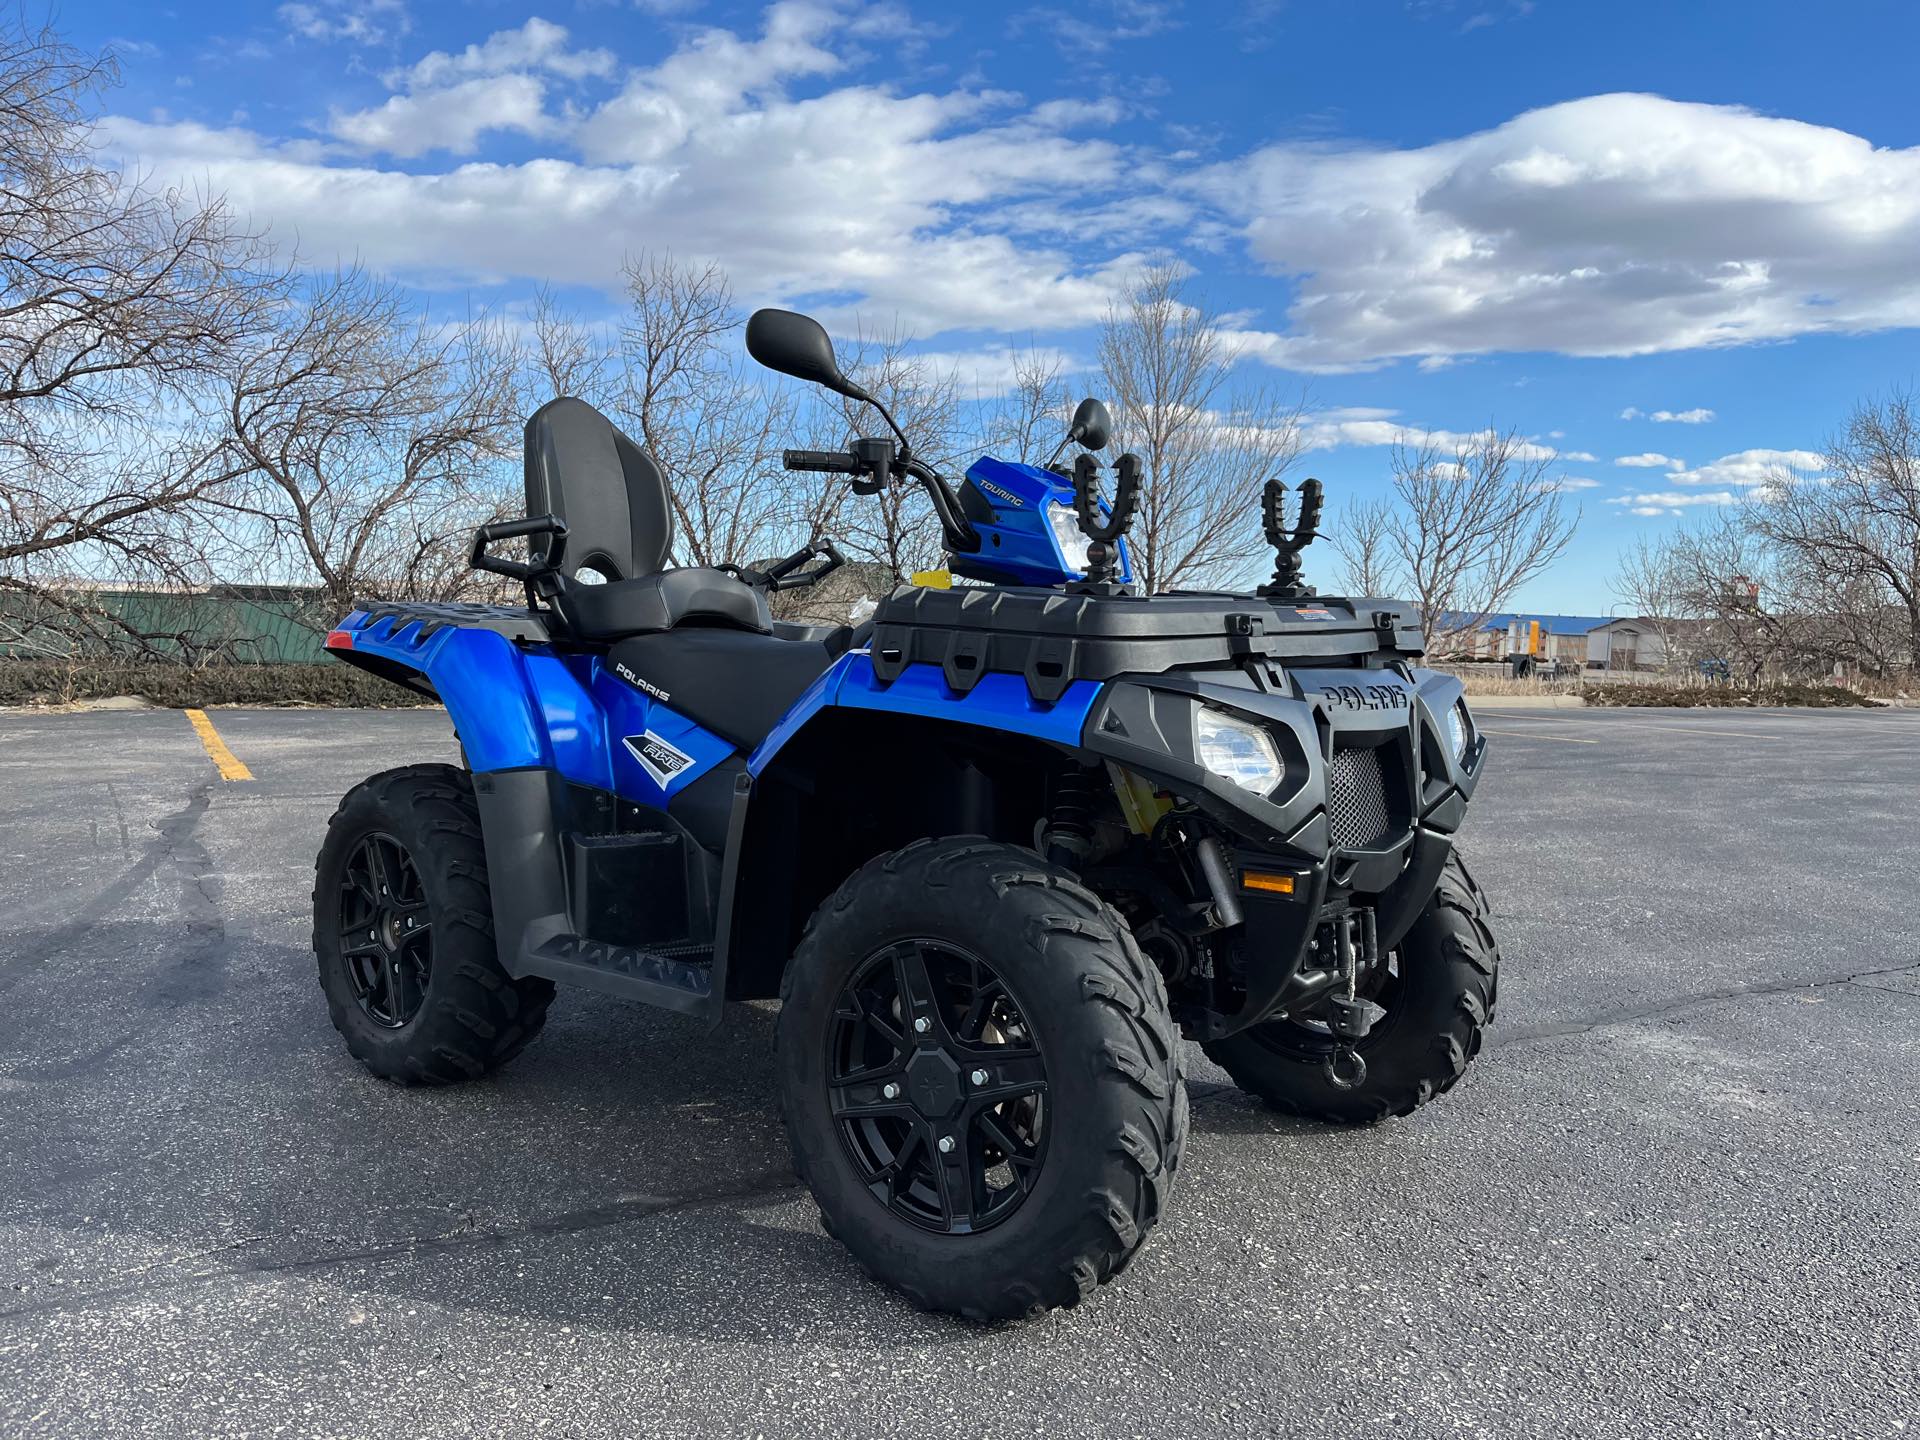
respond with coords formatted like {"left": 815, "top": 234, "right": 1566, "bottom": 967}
{"left": 1042, "top": 765, "right": 1099, "bottom": 868}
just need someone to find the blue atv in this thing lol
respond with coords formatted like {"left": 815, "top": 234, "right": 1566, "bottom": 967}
{"left": 312, "top": 308, "right": 1498, "bottom": 1320}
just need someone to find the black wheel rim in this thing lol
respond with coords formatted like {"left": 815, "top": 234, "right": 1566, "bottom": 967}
{"left": 1253, "top": 950, "right": 1407, "bottom": 1060}
{"left": 335, "top": 831, "right": 433, "bottom": 1029}
{"left": 826, "top": 940, "right": 1049, "bottom": 1236}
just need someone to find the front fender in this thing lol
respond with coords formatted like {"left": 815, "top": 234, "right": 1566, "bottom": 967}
{"left": 746, "top": 653, "right": 1101, "bottom": 776}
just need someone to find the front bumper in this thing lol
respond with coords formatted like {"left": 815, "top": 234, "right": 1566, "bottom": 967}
{"left": 1081, "top": 664, "right": 1486, "bottom": 1035}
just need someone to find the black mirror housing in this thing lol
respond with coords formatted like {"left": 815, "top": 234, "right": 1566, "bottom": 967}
{"left": 746, "top": 309, "right": 860, "bottom": 397}
{"left": 1071, "top": 397, "right": 1112, "bottom": 452}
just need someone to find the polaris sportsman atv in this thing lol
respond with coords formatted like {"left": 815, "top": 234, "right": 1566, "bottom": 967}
{"left": 312, "top": 308, "right": 1499, "bottom": 1321}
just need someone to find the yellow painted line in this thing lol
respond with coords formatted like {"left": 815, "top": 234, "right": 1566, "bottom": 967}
{"left": 1478, "top": 726, "right": 1598, "bottom": 745}
{"left": 184, "top": 708, "right": 253, "bottom": 781}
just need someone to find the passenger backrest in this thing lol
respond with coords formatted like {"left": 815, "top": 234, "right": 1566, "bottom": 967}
{"left": 523, "top": 398, "right": 674, "bottom": 580}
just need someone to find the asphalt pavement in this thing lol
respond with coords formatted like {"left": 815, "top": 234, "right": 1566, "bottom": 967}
{"left": 0, "top": 701, "right": 1915, "bottom": 1439}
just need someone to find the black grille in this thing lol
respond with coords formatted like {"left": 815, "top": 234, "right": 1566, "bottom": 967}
{"left": 1327, "top": 745, "right": 1393, "bottom": 850}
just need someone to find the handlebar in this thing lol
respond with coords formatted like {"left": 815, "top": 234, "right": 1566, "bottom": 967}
{"left": 782, "top": 448, "right": 863, "bottom": 475}
{"left": 780, "top": 444, "right": 979, "bottom": 554}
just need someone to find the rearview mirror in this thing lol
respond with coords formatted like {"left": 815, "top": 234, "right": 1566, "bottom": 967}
{"left": 1071, "top": 397, "right": 1112, "bottom": 452}
{"left": 746, "top": 309, "right": 864, "bottom": 399}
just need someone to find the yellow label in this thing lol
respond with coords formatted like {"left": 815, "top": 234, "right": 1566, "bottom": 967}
{"left": 910, "top": 569, "right": 953, "bottom": 589}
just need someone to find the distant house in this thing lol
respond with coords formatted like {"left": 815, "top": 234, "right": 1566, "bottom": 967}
{"left": 1434, "top": 613, "right": 1668, "bottom": 670}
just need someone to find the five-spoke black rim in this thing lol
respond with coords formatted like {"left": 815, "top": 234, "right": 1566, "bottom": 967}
{"left": 336, "top": 832, "right": 433, "bottom": 1029}
{"left": 827, "top": 940, "right": 1049, "bottom": 1235}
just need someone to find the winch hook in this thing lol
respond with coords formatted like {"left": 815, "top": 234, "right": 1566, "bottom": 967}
{"left": 1323, "top": 1046, "right": 1368, "bottom": 1090}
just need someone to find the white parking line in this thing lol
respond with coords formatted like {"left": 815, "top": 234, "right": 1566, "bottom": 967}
{"left": 1478, "top": 726, "right": 1598, "bottom": 745}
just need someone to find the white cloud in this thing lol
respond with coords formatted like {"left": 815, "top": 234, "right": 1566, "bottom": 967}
{"left": 1555, "top": 476, "right": 1601, "bottom": 490}
{"left": 1615, "top": 452, "right": 1678, "bottom": 467}
{"left": 328, "top": 18, "right": 617, "bottom": 158}
{"left": 278, "top": 0, "right": 408, "bottom": 45}
{"left": 388, "top": 18, "right": 616, "bottom": 89}
{"left": 1206, "top": 93, "right": 1920, "bottom": 369}
{"left": 330, "top": 75, "right": 555, "bottom": 157}
{"left": 1619, "top": 406, "right": 1641, "bottom": 420}
{"left": 102, "top": 3, "right": 1144, "bottom": 337}
{"left": 1664, "top": 448, "right": 1823, "bottom": 486}
{"left": 1651, "top": 407, "right": 1715, "bottom": 424}
{"left": 1609, "top": 490, "right": 1740, "bottom": 511}
{"left": 1302, "top": 410, "right": 1559, "bottom": 461}
{"left": 1561, "top": 449, "right": 1597, "bottom": 462}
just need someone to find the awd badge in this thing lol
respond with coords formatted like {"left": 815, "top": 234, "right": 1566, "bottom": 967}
{"left": 623, "top": 732, "right": 694, "bottom": 787}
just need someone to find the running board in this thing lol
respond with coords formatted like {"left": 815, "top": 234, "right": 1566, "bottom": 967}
{"left": 515, "top": 930, "right": 715, "bottom": 1019}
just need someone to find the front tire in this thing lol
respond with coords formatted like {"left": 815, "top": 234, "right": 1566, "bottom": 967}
{"left": 312, "top": 764, "right": 554, "bottom": 1085}
{"left": 777, "top": 837, "right": 1187, "bottom": 1321}
{"left": 1204, "top": 851, "right": 1499, "bottom": 1125}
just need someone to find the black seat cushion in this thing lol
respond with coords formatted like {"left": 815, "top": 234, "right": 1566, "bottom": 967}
{"left": 564, "top": 567, "right": 771, "bottom": 642}
{"left": 606, "top": 629, "right": 833, "bottom": 750}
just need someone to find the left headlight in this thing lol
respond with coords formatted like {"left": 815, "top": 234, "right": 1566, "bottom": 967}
{"left": 1194, "top": 706, "right": 1285, "bottom": 795}
{"left": 1046, "top": 501, "right": 1092, "bottom": 573}
{"left": 1445, "top": 698, "right": 1473, "bottom": 761}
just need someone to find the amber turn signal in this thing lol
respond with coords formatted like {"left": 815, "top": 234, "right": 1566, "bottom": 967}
{"left": 1240, "top": 871, "right": 1296, "bottom": 895}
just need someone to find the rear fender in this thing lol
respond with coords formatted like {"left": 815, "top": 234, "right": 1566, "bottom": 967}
{"left": 327, "top": 609, "right": 734, "bottom": 803}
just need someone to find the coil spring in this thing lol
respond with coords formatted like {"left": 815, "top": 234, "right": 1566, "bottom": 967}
{"left": 1043, "top": 765, "right": 1100, "bottom": 864}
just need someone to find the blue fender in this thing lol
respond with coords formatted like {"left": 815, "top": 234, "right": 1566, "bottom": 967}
{"left": 327, "top": 610, "right": 734, "bottom": 806}
{"left": 747, "top": 652, "right": 1101, "bottom": 776}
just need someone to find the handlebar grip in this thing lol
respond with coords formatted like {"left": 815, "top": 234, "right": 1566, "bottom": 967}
{"left": 782, "top": 449, "right": 859, "bottom": 474}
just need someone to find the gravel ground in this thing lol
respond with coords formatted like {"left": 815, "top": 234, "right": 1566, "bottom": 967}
{"left": 0, "top": 702, "right": 1915, "bottom": 1439}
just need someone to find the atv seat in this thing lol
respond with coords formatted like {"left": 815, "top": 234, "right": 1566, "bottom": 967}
{"left": 523, "top": 397, "right": 771, "bottom": 641}
{"left": 607, "top": 629, "right": 835, "bottom": 751}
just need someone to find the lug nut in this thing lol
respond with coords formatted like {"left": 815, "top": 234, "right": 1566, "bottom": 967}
{"left": 913, "top": 1017, "right": 930, "bottom": 1034}
{"left": 882, "top": 1083, "right": 900, "bottom": 1100}
{"left": 970, "top": 1069, "right": 988, "bottom": 1086}
{"left": 937, "top": 1135, "right": 956, "bottom": 1154}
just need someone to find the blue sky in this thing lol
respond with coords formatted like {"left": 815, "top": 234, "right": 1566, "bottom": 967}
{"left": 74, "top": 0, "right": 1920, "bottom": 610}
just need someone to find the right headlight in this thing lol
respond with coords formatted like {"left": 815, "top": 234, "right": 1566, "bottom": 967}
{"left": 1445, "top": 698, "right": 1473, "bottom": 761}
{"left": 1046, "top": 501, "right": 1092, "bottom": 573}
{"left": 1194, "top": 706, "right": 1285, "bottom": 795}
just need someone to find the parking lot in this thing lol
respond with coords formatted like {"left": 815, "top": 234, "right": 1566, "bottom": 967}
{"left": 0, "top": 702, "right": 1915, "bottom": 1438}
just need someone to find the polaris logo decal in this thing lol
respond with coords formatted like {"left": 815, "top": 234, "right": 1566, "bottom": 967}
{"left": 975, "top": 480, "right": 1024, "bottom": 508}
{"left": 613, "top": 661, "right": 670, "bottom": 702}
{"left": 624, "top": 732, "right": 695, "bottom": 786}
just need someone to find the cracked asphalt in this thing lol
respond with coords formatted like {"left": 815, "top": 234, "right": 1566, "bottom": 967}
{"left": 1, "top": 702, "right": 1916, "bottom": 1439}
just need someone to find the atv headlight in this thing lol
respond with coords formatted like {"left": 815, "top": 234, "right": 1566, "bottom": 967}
{"left": 1445, "top": 698, "right": 1473, "bottom": 761}
{"left": 1046, "top": 502, "right": 1092, "bottom": 573}
{"left": 1194, "top": 707, "right": 1285, "bottom": 795}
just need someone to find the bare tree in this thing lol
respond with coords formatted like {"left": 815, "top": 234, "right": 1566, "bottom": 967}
{"left": 1099, "top": 265, "right": 1306, "bottom": 592}
{"left": 823, "top": 325, "right": 966, "bottom": 583}
{"left": 0, "top": 21, "right": 281, "bottom": 622}
{"left": 1330, "top": 497, "right": 1394, "bottom": 597}
{"left": 611, "top": 253, "right": 802, "bottom": 570}
{"left": 1610, "top": 535, "right": 1688, "bottom": 671}
{"left": 213, "top": 269, "right": 521, "bottom": 615}
{"left": 978, "top": 347, "right": 1072, "bottom": 465}
{"left": 1339, "top": 430, "right": 1578, "bottom": 653}
{"left": 1745, "top": 391, "right": 1919, "bottom": 675}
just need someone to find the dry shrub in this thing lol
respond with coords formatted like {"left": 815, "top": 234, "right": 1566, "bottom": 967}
{"left": 0, "top": 659, "right": 434, "bottom": 708}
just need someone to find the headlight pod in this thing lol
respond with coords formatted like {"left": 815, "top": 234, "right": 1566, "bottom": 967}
{"left": 1194, "top": 706, "right": 1285, "bottom": 795}
{"left": 1045, "top": 501, "right": 1092, "bottom": 572}
{"left": 1445, "top": 698, "right": 1473, "bottom": 761}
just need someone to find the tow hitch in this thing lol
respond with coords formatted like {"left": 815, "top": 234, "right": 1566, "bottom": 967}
{"left": 1322, "top": 909, "right": 1379, "bottom": 1089}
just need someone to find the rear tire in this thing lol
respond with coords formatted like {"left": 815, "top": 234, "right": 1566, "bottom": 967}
{"left": 312, "top": 763, "right": 554, "bottom": 1085}
{"left": 1204, "top": 851, "right": 1499, "bottom": 1125}
{"left": 777, "top": 837, "right": 1187, "bottom": 1322}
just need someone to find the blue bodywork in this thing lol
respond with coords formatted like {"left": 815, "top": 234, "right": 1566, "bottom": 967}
{"left": 952, "top": 457, "right": 1133, "bottom": 589}
{"left": 327, "top": 609, "right": 1099, "bottom": 806}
